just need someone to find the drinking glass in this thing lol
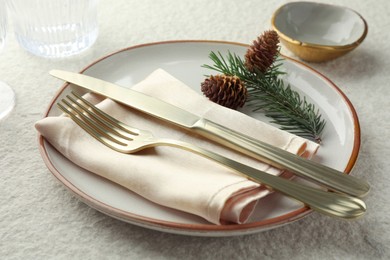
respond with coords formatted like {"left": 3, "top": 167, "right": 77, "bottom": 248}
{"left": 0, "top": 0, "right": 15, "bottom": 120}
{"left": 7, "top": 0, "right": 98, "bottom": 58}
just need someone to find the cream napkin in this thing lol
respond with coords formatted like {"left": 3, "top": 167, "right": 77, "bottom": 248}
{"left": 36, "top": 69, "right": 319, "bottom": 224}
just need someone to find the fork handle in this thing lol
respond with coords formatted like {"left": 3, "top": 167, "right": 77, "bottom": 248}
{"left": 160, "top": 139, "right": 366, "bottom": 220}
{"left": 192, "top": 119, "right": 370, "bottom": 198}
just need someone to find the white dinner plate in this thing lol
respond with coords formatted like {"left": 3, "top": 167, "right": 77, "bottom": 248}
{"left": 38, "top": 41, "right": 360, "bottom": 236}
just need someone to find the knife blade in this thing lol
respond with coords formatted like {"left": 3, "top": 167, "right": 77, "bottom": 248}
{"left": 50, "top": 69, "right": 370, "bottom": 197}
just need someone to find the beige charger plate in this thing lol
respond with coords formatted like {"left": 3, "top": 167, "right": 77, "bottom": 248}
{"left": 38, "top": 40, "right": 360, "bottom": 236}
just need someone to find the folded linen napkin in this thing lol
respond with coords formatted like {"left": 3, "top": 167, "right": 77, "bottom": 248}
{"left": 36, "top": 69, "right": 319, "bottom": 225}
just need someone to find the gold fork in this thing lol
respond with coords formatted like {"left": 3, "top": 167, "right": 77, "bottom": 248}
{"left": 57, "top": 91, "right": 366, "bottom": 220}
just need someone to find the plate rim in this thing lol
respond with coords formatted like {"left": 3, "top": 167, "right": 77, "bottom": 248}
{"left": 37, "top": 40, "right": 360, "bottom": 235}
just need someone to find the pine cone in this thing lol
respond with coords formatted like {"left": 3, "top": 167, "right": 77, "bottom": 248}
{"left": 201, "top": 75, "right": 247, "bottom": 110}
{"left": 245, "top": 30, "right": 279, "bottom": 73}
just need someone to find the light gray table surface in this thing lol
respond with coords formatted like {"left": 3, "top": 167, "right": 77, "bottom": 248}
{"left": 1, "top": 0, "right": 389, "bottom": 259}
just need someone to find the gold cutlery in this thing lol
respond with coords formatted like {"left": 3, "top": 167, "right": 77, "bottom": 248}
{"left": 50, "top": 69, "right": 370, "bottom": 198}
{"left": 56, "top": 91, "right": 366, "bottom": 220}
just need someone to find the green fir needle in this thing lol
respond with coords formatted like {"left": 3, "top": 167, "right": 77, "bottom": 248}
{"left": 202, "top": 51, "right": 326, "bottom": 143}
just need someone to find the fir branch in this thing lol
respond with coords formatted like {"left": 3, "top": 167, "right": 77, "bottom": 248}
{"left": 202, "top": 51, "right": 326, "bottom": 143}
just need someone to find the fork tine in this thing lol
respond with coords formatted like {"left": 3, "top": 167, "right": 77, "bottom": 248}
{"left": 57, "top": 101, "right": 128, "bottom": 149}
{"left": 70, "top": 91, "right": 141, "bottom": 137}
{"left": 65, "top": 94, "right": 134, "bottom": 142}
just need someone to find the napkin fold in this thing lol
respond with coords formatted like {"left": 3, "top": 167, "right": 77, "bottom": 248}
{"left": 36, "top": 69, "right": 319, "bottom": 224}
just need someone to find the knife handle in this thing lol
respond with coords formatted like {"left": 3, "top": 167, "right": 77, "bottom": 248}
{"left": 193, "top": 119, "right": 370, "bottom": 198}
{"left": 163, "top": 138, "right": 366, "bottom": 220}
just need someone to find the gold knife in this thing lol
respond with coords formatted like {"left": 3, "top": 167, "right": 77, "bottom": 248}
{"left": 50, "top": 69, "right": 370, "bottom": 197}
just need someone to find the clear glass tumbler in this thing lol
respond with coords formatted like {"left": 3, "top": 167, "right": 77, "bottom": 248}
{"left": 7, "top": 0, "right": 99, "bottom": 58}
{"left": 0, "top": 0, "right": 6, "bottom": 49}
{"left": 0, "top": 0, "right": 15, "bottom": 120}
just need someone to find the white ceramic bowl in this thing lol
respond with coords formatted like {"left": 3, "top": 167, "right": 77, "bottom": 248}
{"left": 272, "top": 2, "right": 368, "bottom": 62}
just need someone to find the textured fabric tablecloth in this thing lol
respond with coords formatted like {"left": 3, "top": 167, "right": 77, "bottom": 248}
{"left": 1, "top": 0, "right": 389, "bottom": 259}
